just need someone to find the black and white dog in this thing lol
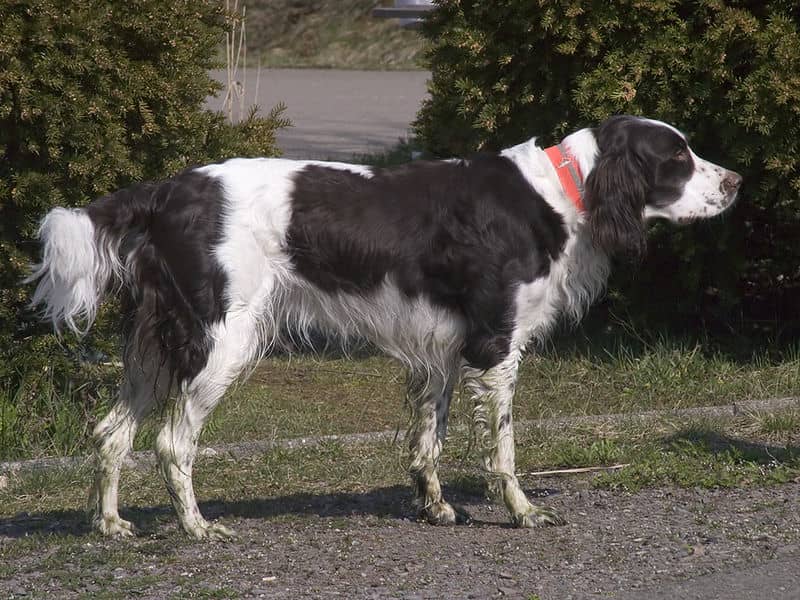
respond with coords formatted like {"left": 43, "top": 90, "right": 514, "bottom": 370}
{"left": 28, "top": 115, "right": 741, "bottom": 539}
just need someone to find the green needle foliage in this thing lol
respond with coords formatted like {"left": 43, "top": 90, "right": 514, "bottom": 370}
{"left": 415, "top": 0, "right": 800, "bottom": 340}
{"left": 0, "top": 0, "right": 288, "bottom": 439}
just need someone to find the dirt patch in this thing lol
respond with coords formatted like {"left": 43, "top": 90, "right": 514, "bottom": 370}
{"left": 2, "top": 477, "right": 799, "bottom": 598}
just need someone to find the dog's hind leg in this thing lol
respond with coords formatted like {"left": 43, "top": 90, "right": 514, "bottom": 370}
{"left": 154, "top": 312, "right": 259, "bottom": 540}
{"left": 89, "top": 357, "right": 165, "bottom": 537}
{"left": 465, "top": 351, "right": 564, "bottom": 528}
{"left": 407, "top": 365, "right": 468, "bottom": 525}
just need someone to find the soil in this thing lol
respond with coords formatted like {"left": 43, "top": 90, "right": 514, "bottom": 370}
{"left": 2, "top": 476, "right": 799, "bottom": 599}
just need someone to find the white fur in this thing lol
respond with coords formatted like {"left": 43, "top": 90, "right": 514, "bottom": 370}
{"left": 501, "top": 128, "right": 610, "bottom": 346}
{"left": 637, "top": 118, "right": 738, "bottom": 222}
{"left": 149, "top": 157, "right": 473, "bottom": 536}
{"left": 26, "top": 208, "right": 119, "bottom": 334}
{"left": 645, "top": 150, "right": 737, "bottom": 222}
{"left": 199, "top": 158, "right": 463, "bottom": 380}
{"left": 502, "top": 139, "right": 579, "bottom": 228}
{"left": 140, "top": 141, "right": 611, "bottom": 537}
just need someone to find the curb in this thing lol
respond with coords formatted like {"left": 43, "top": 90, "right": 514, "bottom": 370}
{"left": 1, "top": 396, "right": 798, "bottom": 477}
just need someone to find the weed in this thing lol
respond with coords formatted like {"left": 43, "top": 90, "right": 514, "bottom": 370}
{"left": 0, "top": 366, "right": 116, "bottom": 461}
{"left": 757, "top": 410, "right": 800, "bottom": 435}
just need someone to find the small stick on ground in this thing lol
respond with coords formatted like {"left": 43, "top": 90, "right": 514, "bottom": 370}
{"left": 522, "top": 464, "right": 630, "bottom": 477}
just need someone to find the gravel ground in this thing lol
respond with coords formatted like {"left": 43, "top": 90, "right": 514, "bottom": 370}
{"left": 2, "top": 476, "right": 799, "bottom": 599}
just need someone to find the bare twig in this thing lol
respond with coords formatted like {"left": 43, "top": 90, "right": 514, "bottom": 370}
{"left": 223, "top": 0, "right": 248, "bottom": 123}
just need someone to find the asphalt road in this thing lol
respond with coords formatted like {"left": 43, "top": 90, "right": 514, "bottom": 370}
{"left": 206, "top": 68, "right": 430, "bottom": 160}
{"left": 621, "top": 556, "right": 800, "bottom": 600}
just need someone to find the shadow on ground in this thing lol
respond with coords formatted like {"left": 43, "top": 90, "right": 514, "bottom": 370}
{"left": 0, "top": 483, "right": 564, "bottom": 540}
{"left": 665, "top": 427, "right": 800, "bottom": 462}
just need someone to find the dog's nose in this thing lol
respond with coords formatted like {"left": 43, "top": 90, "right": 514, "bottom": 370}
{"left": 722, "top": 171, "right": 743, "bottom": 196}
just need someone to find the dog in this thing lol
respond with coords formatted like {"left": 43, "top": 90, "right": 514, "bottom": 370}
{"left": 27, "top": 115, "right": 741, "bottom": 539}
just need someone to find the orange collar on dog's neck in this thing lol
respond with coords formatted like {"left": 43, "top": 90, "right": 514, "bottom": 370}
{"left": 544, "top": 143, "right": 585, "bottom": 212}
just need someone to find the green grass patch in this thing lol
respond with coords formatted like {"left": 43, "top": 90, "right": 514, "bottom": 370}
{"left": 544, "top": 437, "right": 626, "bottom": 468}
{"left": 4, "top": 409, "right": 800, "bottom": 521}
{"left": 199, "top": 340, "right": 799, "bottom": 450}
{"left": 593, "top": 433, "right": 799, "bottom": 492}
{"left": 0, "top": 439, "right": 414, "bottom": 533}
{"left": 245, "top": 0, "right": 428, "bottom": 70}
{"left": 4, "top": 335, "right": 799, "bottom": 461}
{"left": 515, "top": 412, "right": 800, "bottom": 492}
{"left": 514, "top": 339, "right": 800, "bottom": 421}
{"left": 1, "top": 363, "right": 117, "bottom": 461}
{"left": 757, "top": 409, "right": 800, "bottom": 435}
{"left": 194, "top": 354, "right": 407, "bottom": 447}
{"left": 2, "top": 345, "right": 798, "bottom": 597}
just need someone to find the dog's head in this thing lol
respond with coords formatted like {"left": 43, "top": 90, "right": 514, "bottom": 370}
{"left": 583, "top": 115, "right": 742, "bottom": 259}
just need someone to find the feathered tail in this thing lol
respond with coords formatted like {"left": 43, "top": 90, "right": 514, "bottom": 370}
{"left": 26, "top": 207, "right": 122, "bottom": 335}
{"left": 26, "top": 182, "right": 157, "bottom": 336}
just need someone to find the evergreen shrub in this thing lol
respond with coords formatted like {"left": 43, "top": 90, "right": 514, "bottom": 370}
{"left": 416, "top": 0, "right": 800, "bottom": 341}
{"left": 0, "top": 0, "right": 288, "bottom": 453}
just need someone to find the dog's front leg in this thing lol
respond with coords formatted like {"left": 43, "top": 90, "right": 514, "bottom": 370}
{"left": 464, "top": 350, "right": 565, "bottom": 527}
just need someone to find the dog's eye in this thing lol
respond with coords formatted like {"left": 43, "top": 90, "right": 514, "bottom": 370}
{"left": 674, "top": 147, "right": 689, "bottom": 160}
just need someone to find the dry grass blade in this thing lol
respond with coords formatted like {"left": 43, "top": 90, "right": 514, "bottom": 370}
{"left": 522, "top": 464, "right": 630, "bottom": 477}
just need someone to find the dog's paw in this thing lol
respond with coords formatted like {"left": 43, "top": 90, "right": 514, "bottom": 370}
{"left": 418, "top": 501, "right": 472, "bottom": 526}
{"left": 186, "top": 520, "right": 237, "bottom": 541}
{"left": 512, "top": 505, "right": 566, "bottom": 528}
{"left": 94, "top": 515, "right": 136, "bottom": 537}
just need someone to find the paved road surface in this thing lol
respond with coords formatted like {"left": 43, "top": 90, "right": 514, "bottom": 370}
{"left": 206, "top": 68, "right": 430, "bottom": 160}
{"left": 621, "top": 556, "right": 800, "bottom": 599}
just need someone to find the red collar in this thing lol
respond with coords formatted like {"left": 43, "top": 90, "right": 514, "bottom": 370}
{"left": 544, "top": 143, "right": 585, "bottom": 212}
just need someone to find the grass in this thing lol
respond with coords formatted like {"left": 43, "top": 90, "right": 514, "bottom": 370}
{"left": 516, "top": 414, "right": 800, "bottom": 492}
{"left": 757, "top": 409, "right": 800, "bottom": 435}
{"left": 593, "top": 425, "right": 800, "bottom": 491}
{"left": 514, "top": 338, "right": 800, "bottom": 420}
{"left": 3, "top": 409, "right": 799, "bottom": 520}
{"left": 3, "top": 334, "right": 799, "bottom": 461}
{"left": 179, "top": 354, "right": 408, "bottom": 447}
{"left": 0, "top": 363, "right": 115, "bottom": 461}
{"left": 244, "top": 0, "right": 428, "bottom": 70}
{"left": 191, "top": 337, "right": 800, "bottom": 450}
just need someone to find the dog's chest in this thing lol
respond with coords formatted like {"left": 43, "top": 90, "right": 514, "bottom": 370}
{"left": 510, "top": 237, "right": 610, "bottom": 349}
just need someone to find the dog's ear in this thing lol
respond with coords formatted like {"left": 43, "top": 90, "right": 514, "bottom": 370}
{"left": 583, "top": 151, "right": 647, "bottom": 260}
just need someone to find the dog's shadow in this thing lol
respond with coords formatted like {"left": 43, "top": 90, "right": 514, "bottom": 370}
{"left": 0, "top": 483, "right": 562, "bottom": 540}
{"left": 202, "top": 484, "right": 418, "bottom": 524}
{"left": 663, "top": 427, "right": 800, "bottom": 462}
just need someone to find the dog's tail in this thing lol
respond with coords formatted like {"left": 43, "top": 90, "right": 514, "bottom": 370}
{"left": 26, "top": 185, "right": 155, "bottom": 336}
